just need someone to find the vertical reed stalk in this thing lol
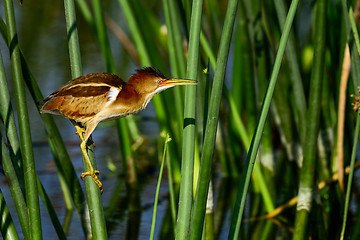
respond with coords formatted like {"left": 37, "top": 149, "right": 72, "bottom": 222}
{"left": 163, "top": 0, "right": 186, "bottom": 131}
{"left": 274, "top": 0, "right": 307, "bottom": 142}
{"left": 0, "top": 23, "right": 83, "bottom": 231}
{"left": 340, "top": 7, "right": 360, "bottom": 239}
{"left": 0, "top": 46, "right": 23, "bottom": 185}
{"left": 189, "top": 0, "right": 238, "bottom": 239}
{"left": 0, "top": 48, "right": 29, "bottom": 237}
{"left": 0, "top": 133, "right": 28, "bottom": 239}
{"left": 64, "top": 0, "right": 107, "bottom": 238}
{"left": 150, "top": 134, "right": 171, "bottom": 240}
{"left": 341, "top": 117, "right": 360, "bottom": 239}
{"left": 20, "top": 50, "right": 90, "bottom": 237}
{"left": 0, "top": 46, "right": 25, "bottom": 184}
{"left": 91, "top": 0, "right": 116, "bottom": 73}
{"left": 228, "top": 0, "right": 300, "bottom": 238}
{"left": 118, "top": 0, "right": 151, "bottom": 65}
{"left": 175, "top": 0, "right": 202, "bottom": 239}
{"left": 64, "top": 0, "right": 82, "bottom": 77}
{"left": 292, "top": 0, "right": 327, "bottom": 238}
{"left": 36, "top": 177, "right": 67, "bottom": 239}
{"left": 0, "top": 188, "right": 19, "bottom": 240}
{"left": 118, "top": 0, "right": 184, "bottom": 182}
{"left": 4, "top": 0, "right": 42, "bottom": 238}
{"left": 166, "top": 146, "right": 177, "bottom": 231}
{"left": 92, "top": 0, "right": 140, "bottom": 212}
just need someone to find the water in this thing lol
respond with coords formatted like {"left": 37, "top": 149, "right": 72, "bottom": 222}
{"left": 0, "top": 1, "right": 169, "bottom": 238}
{"left": 3, "top": 1, "right": 354, "bottom": 239}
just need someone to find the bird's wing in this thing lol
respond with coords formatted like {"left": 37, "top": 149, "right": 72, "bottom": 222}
{"left": 40, "top": 73, "right": 124, "bottom": 122}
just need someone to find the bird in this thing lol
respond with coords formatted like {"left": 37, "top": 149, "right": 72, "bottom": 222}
{"left": 40, "top": 67, "right": 197, "bottom": 193}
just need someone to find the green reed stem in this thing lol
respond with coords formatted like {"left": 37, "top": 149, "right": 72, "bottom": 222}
{"left": 116, "top": 118, "right": 141, "bottom": 212}
{"left": 341, "top": 117, "right": 360, "bottom": 239}
{"left": 119, "top": 0, "right": 184, "bottom": 182}
{"left": 75, "top": 0, "right": 96, "bottom": 33}
{"left": 119, "top": 0, "right": 170, "bottom": 137}
{"left": 0, "top": 47, "right": 24, "bottom": 187}
{"left": 153, "top": 1, "right": 183, "bottom": 180}
{"left": 225, "top": 89, "right": 249, "bottom": 146}
{"left": 349, "top": 8, "right": 360, "bottom": 53}
{"left": 92, "top": 0, "right": 116, "bottom": 73}
{"left": 21, "top": 53, "right": 90, "bottom": 237}
{"left": 228, "top": 0, "right": 300, "bottom": 238}
{"left": 150, "top": 134, "right": 171, "bottom": 240}
{"left": 163, "top": 0, "right": 186, "bottom": 133}
{"left": 64, "top": 0, "right": 82, "bottom": 77}
{"left": 0, "top": 133, "right": 28, "bottom": 239}
{"left": 118, "top": 0, "right": 151, "bottom": 65}
{"left": 236, "top": 1, "right": 256, "bottom": 134}
{"left": 92, "top": 0, "right": 140, "bottom": 213}
{"left": 175, "top": 0, "right": 202, "bottom": 239}
{"left": 0, "top": 16, "right": 91, "bottom": 236}
{"left": 168, "top": 0, "right": 186, "bottom": 77}
{"left": 163, "top": 0, "right": 186, "bottom": 78}
{"left": 189, "top": 0, "right": 238, "bottom": 239}
{"left": 4, "top": 0, "right": 42, "bottom": 238}
{"left": 250, "top": 4, "right": 275, "bottom": 194}
{"left": 1, "top": 47, "right": 65, "bottom": 239}
{"left": 228, "top": 86, "right": 275, "bottom": 213}
{"left": 274, "top": 0, "right": 307, "bottom": 143}
{"left": 165, "top": 146, "right": 177, "bottom": 232}
{"left": 0, "top": 188, "right": 19, "bottom": 240}
{"left": 64, "top": 0, "right": 107, "bottom": 238}
{"left": 340, "top": 7, "right": 360, "bottom": 239}
{"left": 118, "top": 0, "right": 163, "bottom": 128}
{"left": 117, "top": 0, "right": 165, "bottom": 137}
{"left": 0, "top": 49, "right": 23, "bottom": 188}
{"left": 292, "top": 0, "right": 327, "bottom": 238}
{"left": 128, "top": 0, "right": 166, "bottom": 69}
{"left": 36, "top": 177, "right": 66, "bottom": 239}
{"left": 200, "top": 33, "right": 216, "bottom": 70}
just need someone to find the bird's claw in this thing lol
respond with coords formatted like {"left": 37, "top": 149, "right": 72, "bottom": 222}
{"left": 81, "top": 170, "right": 103, "bottom": 193}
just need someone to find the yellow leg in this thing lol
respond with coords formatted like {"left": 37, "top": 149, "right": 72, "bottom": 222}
{"left": 74, "top": 125, "right": 95, "bottom": 148}
{"left": 80, "top": 141, "right": 103, "bottom": 193}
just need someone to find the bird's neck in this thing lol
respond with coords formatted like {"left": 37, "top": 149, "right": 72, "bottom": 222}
{"left": 118, "top": 84, "right": 154, "bottom": 111}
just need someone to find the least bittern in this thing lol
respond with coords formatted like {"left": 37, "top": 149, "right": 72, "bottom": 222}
{"left": 40, "top": 67, "right": 196, "bottom": 193}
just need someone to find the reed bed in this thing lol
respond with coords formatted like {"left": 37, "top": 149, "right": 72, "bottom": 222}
{"left": 0, "top": 0, "right": 360, "bottom": 239}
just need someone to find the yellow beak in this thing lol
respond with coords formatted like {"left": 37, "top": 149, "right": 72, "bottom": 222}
{"left": 161, "top": 79, "right": 197, "bottom": 87}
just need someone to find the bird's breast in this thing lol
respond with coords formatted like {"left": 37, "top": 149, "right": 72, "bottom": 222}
{"left": 97, "top": 91, "right": 151, "bottom": 122}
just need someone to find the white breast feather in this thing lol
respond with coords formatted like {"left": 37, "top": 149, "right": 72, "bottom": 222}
{"left": 141, "top": 86, "right": 170, "bottom": 110}
{"left": 101, "top": 85, "right": 172, "bottom": 121}
{"left": 106, "top": 87, "right": 120, "bottom": 106}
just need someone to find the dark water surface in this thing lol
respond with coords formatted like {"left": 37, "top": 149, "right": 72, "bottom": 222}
{"left": 2, "top": 1, "right": 352, "bottom": 239}
{"left": 0, "top": 1, "right": 174, "bottom": 239}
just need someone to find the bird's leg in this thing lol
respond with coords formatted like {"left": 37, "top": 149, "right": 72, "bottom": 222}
{"left": 74, "top": 125, "right": 95, "bottom": 148}
{"left": 80, "top": 140, "right": 103, "bottom": 193}
{"left": 72, "top": 121, "right": 103, "bottom": 193}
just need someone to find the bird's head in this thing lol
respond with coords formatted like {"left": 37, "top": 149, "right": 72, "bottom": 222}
{"left": 127, "top": 67, "right": 197, "bottom": 95}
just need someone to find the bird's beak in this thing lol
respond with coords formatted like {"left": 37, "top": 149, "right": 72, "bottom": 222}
{"left": 161, "top": 79, "right": 197, "bottom": 87}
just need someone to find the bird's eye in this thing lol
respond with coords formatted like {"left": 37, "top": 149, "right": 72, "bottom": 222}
{"left": 157, "top": 80, "right": 162, "bottom": 85}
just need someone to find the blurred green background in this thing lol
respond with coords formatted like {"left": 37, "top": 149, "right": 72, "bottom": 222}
{"left": 1, "top": 0, "right": 360, "bottom": 239}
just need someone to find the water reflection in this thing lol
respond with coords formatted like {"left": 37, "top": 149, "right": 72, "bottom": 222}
{"left": 0, "top": 1, "right": 282, "bottom": 239}
{"left": 0, "top": 0, "right": 159, "bottom": 238}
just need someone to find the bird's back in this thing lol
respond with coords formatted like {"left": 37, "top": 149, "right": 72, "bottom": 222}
{"left": 40, "top": 73, "right": 125, "bottom": 123}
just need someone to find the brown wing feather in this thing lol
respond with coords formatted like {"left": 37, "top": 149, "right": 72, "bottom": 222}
{"left": 59, "top": 94, "right": 109, "bottom": 121}
{"left": 58, "top": 86, "right": 110, "bottom": 97}
{"left": 41, "top": 73, "right": 124, "bottom": 100}
{"left": 40, "top": 73, "right": 124, "bottom": 122}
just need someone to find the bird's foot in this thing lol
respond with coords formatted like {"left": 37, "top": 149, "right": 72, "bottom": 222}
{"left": 81, "top": 170, "right": 103, "bottom": 193}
